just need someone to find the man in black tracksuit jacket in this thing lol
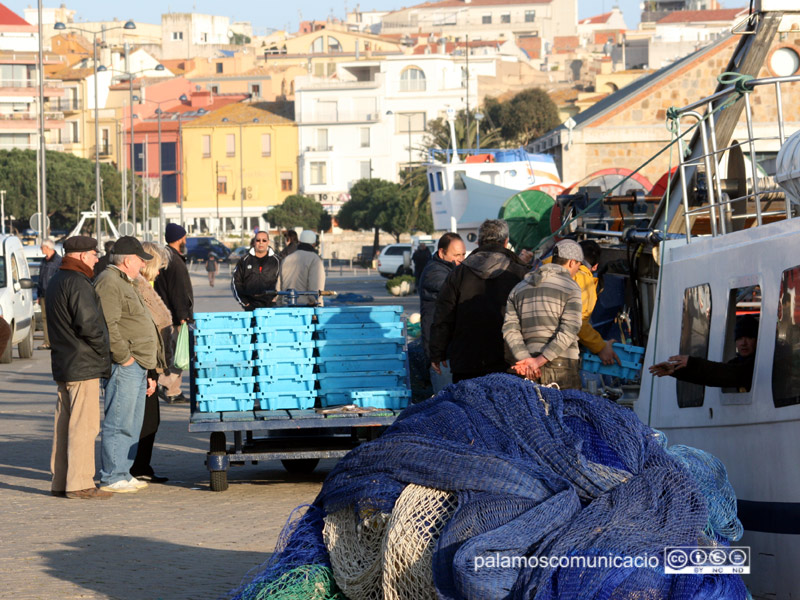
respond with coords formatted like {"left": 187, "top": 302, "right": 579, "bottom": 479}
{"left": 232, "top": 231, "right": 281, "bottom": 310}
{"left": 429, "top": 219, "right": 528, "bottom": 383}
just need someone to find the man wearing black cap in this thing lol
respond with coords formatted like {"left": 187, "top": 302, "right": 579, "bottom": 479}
{"left": 650, "top": 315, "right": 759, "bottom": 392}
{"left": 46, "top": 235, "right": 112, "bottom": 499}
{"left": 154, "top": 223, "right": 193, "bottom": 403}
{"left": 95, "top": 236, "right": 162, "bottom": 494}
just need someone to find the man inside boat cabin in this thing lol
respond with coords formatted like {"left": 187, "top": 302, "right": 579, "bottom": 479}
{"left": 649, "top": 315, "right": 758, "bottom": 392}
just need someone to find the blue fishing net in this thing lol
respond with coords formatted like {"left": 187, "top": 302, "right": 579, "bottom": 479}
{"left": 227, "top": 374, "right": 746, "bottom": 600}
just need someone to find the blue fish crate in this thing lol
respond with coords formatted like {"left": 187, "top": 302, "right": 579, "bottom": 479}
{"left": 195, "top": 376, "right": 255, "bottom": 397}
{"left": 256, "top": 358, "right": 315, "bottom": 377}
{"left": 256, "top": 374, "right": 317, "bottom": 393}
{"left": 317, "top": 370, "right": 406, "bottom": 392}
{"left": 315, "top": 306, "right": 402, "bottom": 325}
{"left": 315, "top": 322, "right": 404, "bottom": 340}
{"left": 582, "top": 343, "right": 645, "bottom": 381}
{"left": 257, "top": 391, "right": 316, "bottom": 411}
{"left": 316, "top": 354, "right": 406, "bottom": 374}
{"left": 255, "top": 342, "right": 315, "bottom": 361}
{"left": 253, "top": 307, "right": 314, "bottom": 327}
{"left": 194, "top": 311, "right": 253, "bottom": 331}
{"left": 194, "top": 361, "right": 255, "bottom": 379}
{"left": 195, "top": 393, "right": 255, "bottom": 413}
{"left": 319, "top": 389, "right": 411, "bottom": 410}
{"left": 315, "top": 339, "right": 405, "bottom": 358}
{"left": 194, "top": 328, "right": 253, "bottom": 348}
{"left": 194, "top": 343, "right": 255, "bottom": 364}
{"left": 254, "top": 325, "right": 314, "bottom": 344}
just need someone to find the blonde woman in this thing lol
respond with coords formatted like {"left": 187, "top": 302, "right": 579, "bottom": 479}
{"left": 131, "top": 242, "right": 171, "bottom": 483}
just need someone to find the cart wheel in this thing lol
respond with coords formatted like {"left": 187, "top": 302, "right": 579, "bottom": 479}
{"left": 210, "top": 465, "right": 228, "bottom": 492}
{"left": 281, "top": 458, "right": 320, "bottom": 474}
{"left": 210, "top": 431, "right": 226, "bottom": 453}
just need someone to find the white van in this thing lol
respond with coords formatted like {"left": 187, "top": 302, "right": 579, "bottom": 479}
{"left": 0, "top": 235, "right": 35, "bottom": 362}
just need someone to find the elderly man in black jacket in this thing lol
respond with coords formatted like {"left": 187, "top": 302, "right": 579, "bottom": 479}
{"left": 418, "top": 232, "right": 465, "bottom": 392}
{"left": 46, "top": 236, "right": 112, "bottom": 500}
{"left": 429, "top": 219, "right": 528, "bottom": 383}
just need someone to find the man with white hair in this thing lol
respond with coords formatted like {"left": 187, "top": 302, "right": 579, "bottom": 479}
{"left": 37, "top": 238, "right": 61, "bottom": 350}
{"left": 279, "top": 230, "right": 326, "bottom": 306}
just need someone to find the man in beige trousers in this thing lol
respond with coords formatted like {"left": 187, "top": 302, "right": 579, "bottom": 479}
{"left": 45, "top": 236, "right": 112, "bottom": 499}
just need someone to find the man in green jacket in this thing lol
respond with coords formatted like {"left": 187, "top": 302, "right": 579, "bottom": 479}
{"left": 95, "top": 237, "right": 161, "bottom": 494}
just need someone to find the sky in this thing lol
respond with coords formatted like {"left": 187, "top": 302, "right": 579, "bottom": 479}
{"left": 7, "top": 0, "right": 650, "bottom": 33}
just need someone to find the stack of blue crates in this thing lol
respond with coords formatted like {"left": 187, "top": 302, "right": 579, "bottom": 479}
{"left": 253, "top": 307, "right": 316, "bottom": 410}
{"left": 193, "top": 312, "right": 255, "bottom": 412}
{"left": 315, "top": 306, "right": 410, "bottom": 410}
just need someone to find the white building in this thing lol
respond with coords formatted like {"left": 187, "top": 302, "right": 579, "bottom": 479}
{"left": 577, "top": 8, "right": 627, "bottom": 46}
{"left": 295, "top": 53, "right": 498, "bottom": 214}
{"left": 653, "top": 8, "right": 748, "bottom": 43}
{"left": 161, "top": 12, "right": 233, "bottom": 59}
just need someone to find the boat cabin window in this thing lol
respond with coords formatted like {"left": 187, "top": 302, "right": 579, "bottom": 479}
{"left": 454, "top": 170, "right": 466, "bottom": 190}
{"left": 436, "top": 172, "right": 444, "bottom": 192}
{"left": 721, "top": 285, "right": 761, "bottom": 393}
{"left": 428, "top": 172, "right": 436, "bottom": 192}
{"left": 773, "top": 265, "right": 800, "bottom": 407}
{"left": 677, "top": 284, "right": 712, "bottom": 408}
{"left": 480, "top": 170, "right": 500, "bottom": 185}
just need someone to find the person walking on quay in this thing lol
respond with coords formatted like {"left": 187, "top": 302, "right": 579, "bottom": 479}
{"left": 154, "top": 223, "right": 193, "bottom": 404}
{"left": 503, "top": 239, "right": 584, "bottom": 389}
{"left": 412, "top": 243, "right": 432, "bottom": 285}
{"left": 131, "top": 242, "right": 171, "bottom": 483}
{"left": 418, "top": 233, "right": 465, "bottom": 393}
{"left": 279, "top": 230, "right": 325, "bottom": 306}
{"left": 232, "top": 230, "right": 281, "bottom": 310}
{"left": 278, "top": 230, "right": 298, "bottom": 260}
{"left": 45, "top": 235, "right": 112, "bottom": 499}
{"left": 95, "top": 237, "right": 162, "bottom": 494}
{"left": 206, "top": 253, "right": 219, "bottom": 287}
{"left": 37, "top": 238, "right": 62, "bottom": 350}
{"left": 429, "top": 219, "right": 528, "bottom": 383}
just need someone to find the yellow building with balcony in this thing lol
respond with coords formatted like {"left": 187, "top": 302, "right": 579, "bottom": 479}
{"left": 179, "top": 101, "right": 298, "bottom": 235}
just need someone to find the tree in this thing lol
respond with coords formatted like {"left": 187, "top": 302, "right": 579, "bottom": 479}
{"left": 263, "top": 194, "right": 331, "bottom": 231}
{"left": 425, "top": 108, "right": 504, "bottom": 156}
{"left": 496, "top": 88, "right": 561, "bottom": 146}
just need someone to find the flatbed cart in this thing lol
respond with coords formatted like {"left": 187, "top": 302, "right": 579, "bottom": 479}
{"left": 188, "top": 290, "right": 410, "bottom": 492}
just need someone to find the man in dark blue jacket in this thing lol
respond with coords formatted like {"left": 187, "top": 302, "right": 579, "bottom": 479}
{"left": 37, "top": 238, "right": 61, "bottom": 350}
{"left": 418, "top": 232, "right": 465, "bottom": 392}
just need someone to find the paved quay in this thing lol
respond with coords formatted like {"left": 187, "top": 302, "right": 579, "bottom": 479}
{"left": 0, "top": 267, "right": 418, "bottom": 599}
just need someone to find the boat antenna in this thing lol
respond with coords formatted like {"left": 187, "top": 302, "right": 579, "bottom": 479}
{"left": 446, "top": 108, "right": 460, "bottom": 164}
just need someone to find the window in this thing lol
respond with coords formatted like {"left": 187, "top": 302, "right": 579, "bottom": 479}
{"left": 172, "top": 31, "right": 183, "bottom": 41}
{"left": 280, "top": 171, "right": 293, "bottom": 191}
{"left": 202, "top": 135, "right": 211, "bottom": 158}
{"left": 250, "top": 83, "right": 261, "bottom": 97}
{"left": 310, "top": 37, "right": 324, "bottom": 53}
{"left": 721, "top": 284, "right": 761, "bottom": 395}
{"left": 261, "top": 134, "right": 271, "bottom": 157}
{"left": 399, "top": 67, "right": 426, "bottom": 92}
{"left": 677, "top": 284, "right": 712, "bottom": 408}
{"left": 385, "top": 246, "right": 410, "bottom": 256}
{"left": 360, "top": 160, "right": 371, "bottom": 179}
{"left": 482, "top": 14, "right": 492, "bottom": 24}
{"left": 773, "top": 266, "right": 800, "bottom": 407}
{"left": 360, "top": 127, "right": 370, "bottom": 148}
{"left": 0, "top": 256, "right": 5, "bottom": 287}
{"left": 436, "top": 172, "right": 443, "bottom": 190}
{"left": 396, "top": 112, "right": 426, "bottom": 133}
{"left": 525, "top": 10, "right": 536, "bottom": 22}
{"left": 328, "top": 36, "right": 342, "bottom": 52}
{"left": 428, "top": 172, "right": 436, "bottom": 192}
{"left": 162, "top": 173, "right": 177, "bottom": 203}
{"left": 161, "top": 141, "right": 176, "bottom": 171}
{"left": 316, "top": 128, "right": 329, "bottom": 151}
{"left": 501, "top": 13, "right": 511, "bottom": 23}
{"left": 310, "top": 162, "right": 326, "bottom": 185}
{"left": 216, "top": 63, "right": 223, "bottom": 74}
{"left": 134, "top": 142, "right": 144, "bottom": 172}
{"left": 101, "top": 128, "right": 110, "bottom": 155}
{"left": 217, "top": 176, "right": 227, "bottom": 195}
{"left": 454, "top": 170, "right": 466, "bottom": 190}
{"left": 226, "top": 133, "right": 235, "bottom": 157}
{"left": 69, "top": 121, "right": 79, "bottom": 143}
{"left": 211, "top": 85, "right": 219, "bottom": 94}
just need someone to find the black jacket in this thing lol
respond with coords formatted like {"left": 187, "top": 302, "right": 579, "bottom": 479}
{"left": 37, "top": 253, "right": 62, "bottom": 297}
{"left": 232, "top": 251, "right": 281, "bottom": 310}
{"left": 412, "top": 247, "right": 432, "bottom": 277}
{"left": 429, "top": 244, "right": 528, "bottom": 377}
{"left": 674, "top": 354, "right": 755, "bottom": 392}
{"left": 418, "top": 254, "right": 455, "bottom": 359}
{"left": 154, "top": 245, "right": 194, "bottom": 325}
{"left": 45, "top": 268, "right": 111, "bottom": 382}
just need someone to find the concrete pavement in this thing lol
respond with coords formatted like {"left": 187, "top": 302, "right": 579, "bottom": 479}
{"left": 0, "top": 267, "right": 418, "bottom": 599}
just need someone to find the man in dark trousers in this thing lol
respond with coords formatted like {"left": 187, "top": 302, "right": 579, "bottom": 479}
{"left": 232, "top": 230, "right": 281, "bottom": 310}
{"left": 278, "top": 230, "right": 298, "bottom": 259}
{"left": 37, "top": 238, "right": 62, "bottom": 350}
{"left": 46, "top": 235, "right": 112, "bottom": 499}
{"left": 412, "top": 243, "right": 432, "bottom": 284}
{"left": 154, "top": 223, "right": 193, "bottom": 404}
{"left": 429, "top": 219, "right": 528, "bottom": 383}
{"left": 418, "top": 232, "right": 465, "bottom": 392}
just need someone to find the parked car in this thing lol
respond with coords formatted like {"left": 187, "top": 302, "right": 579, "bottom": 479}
{"left": 0, "top": 235, "right": 36, "bottom": 362}
{"left": 377, "top": 243, "right": 412, "bottom": 278}
{"left": 228, "top": 246, "right": 250, "bottom": 263}
{"left": 185, "top": 237, "right": 231, "bottom": 263}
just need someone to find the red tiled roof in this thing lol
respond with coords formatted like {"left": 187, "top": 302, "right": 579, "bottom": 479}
{"left": 579, "top": 12, "right": 612, "bottom": 25}
{"left": 412, "top": 39, "right": 499, "bottom": 54}
{"left": 656, "top": 8, "right": 747, "bottom": 24}
{"left": 0, "top": 3, "right": 31, "bottom": 26}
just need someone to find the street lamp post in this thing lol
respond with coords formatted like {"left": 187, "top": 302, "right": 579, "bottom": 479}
{"left": 474, "top": 111, "right": 484, "bottom": 151}
{"left": 54, "top": 20, "right": 136, "bottom": 246}
{"left": 156, "top": 107, "right": 163, "bottom": 244}
{"left": 222, "top": 116, "right": 259, "bottom": 241}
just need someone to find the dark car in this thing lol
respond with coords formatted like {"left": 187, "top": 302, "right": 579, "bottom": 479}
{"left": 185, "top": 237, "right": 232, "bottom": 263}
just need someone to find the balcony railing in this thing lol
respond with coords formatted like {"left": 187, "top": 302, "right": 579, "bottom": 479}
{"left": 91, "top": 144, "right": 113, "bottom": 157}
{"left": 299, "top": 112, "right": 382, "bottom": 124}
{"left": 51, "top": 98, "right": 83, "bottom": 111}
{"left": 0, "top": 110, "right": 64, "bottom": 121}
{"left": 0, "top": 142, "right": 64, "bottom": 151}
{"left": 0, "top": 78, "right": 65, "bottom": 89}
{"left": 304, "top": 145, "right": 334, "bottom": 152}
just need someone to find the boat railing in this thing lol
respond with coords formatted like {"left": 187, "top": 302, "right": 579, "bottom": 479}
{"left": 669, "top": 74, "right": 800, "bottom": 242}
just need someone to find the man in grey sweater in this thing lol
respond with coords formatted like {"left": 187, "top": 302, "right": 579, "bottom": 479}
{"left": 503, "top": 239, "right": 584, "bottom": 389}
